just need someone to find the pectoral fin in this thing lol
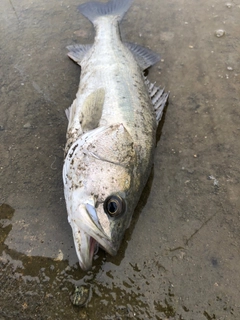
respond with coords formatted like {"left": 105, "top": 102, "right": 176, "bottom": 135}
{"left": 80, "top": 88, "right": 105, "bottom": 132}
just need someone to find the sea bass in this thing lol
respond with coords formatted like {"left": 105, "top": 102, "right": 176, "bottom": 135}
{"left": 63, "top": 0, "right": 168, "bottom": 270}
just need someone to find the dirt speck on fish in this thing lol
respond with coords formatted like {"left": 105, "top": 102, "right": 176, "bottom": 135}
{"left": 63, "top": 0, "right": 169, "bottom": 271}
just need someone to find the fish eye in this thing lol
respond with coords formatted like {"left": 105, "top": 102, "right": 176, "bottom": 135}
{"left": 103, "top": 195, "right": 126, "bottom": 217}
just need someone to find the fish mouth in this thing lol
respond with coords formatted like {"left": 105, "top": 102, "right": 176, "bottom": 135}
{"left": 73, "top": 229, "right": 98, "bottom": 271}
{"left": 70, "top": 203, "right": 116, "bottom": 271}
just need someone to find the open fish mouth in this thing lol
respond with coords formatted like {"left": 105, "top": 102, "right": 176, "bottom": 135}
{"left": 73, "top": 229, "right": 97, "bottom": 271}
{"left": 70, "top": 203, "right": 116, "bottom": 270}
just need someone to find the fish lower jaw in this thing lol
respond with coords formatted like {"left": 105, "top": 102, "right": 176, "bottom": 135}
{"left": 79, "top": 236, "right": 98, "bottom": 271}
{"left": 75, "top": 230, "right": 116, "bottom": 271}
{"left": 77, "top": 233, "right": 98, "bottom": 271}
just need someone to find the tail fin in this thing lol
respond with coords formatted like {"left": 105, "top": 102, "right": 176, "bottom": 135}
{"left": 78, "top": 0, "right": 133, "bottom": 24}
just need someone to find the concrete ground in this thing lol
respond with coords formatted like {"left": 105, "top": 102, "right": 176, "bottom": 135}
{"left": 0, "top": 0, "right": 240, "bottom": 319}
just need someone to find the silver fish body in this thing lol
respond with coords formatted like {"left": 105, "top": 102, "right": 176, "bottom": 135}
{"left": 63, "top": 0, "right": 168, "bottom": 270}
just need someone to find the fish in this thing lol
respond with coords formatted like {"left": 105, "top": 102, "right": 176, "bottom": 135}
{"left": 63, "top": 0, "right": 169, "bottom": 270}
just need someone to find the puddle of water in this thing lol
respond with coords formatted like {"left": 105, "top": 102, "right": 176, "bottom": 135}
{"left": 1, "top": 0, "right": 240, "bottom": 319}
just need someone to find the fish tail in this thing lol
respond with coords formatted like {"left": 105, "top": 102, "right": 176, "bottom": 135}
{"left": 78, "top": 0, "right": 133, "bottom": 24}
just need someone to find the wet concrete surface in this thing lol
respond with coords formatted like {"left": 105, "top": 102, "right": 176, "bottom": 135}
{"left": 1, "top": 0, "right": 240, "bottom": 319}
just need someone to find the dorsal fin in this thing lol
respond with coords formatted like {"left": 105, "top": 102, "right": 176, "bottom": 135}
{"left": 125, "top": 42, "right": 160, "bottom": 70}
{"left": 145, "top": 78, "right": 169, "bottom": 124}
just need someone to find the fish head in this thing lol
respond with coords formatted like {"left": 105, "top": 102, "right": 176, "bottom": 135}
{"left": 63, "top": 124, "right": 138, "bottom": 270}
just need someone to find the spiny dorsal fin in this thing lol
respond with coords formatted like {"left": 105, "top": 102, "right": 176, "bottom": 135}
{"left": 145, "top": 78, "right": 169, "bottom": 124}
{"left": 125, "top": 42, "right": 160, "bottom": 70}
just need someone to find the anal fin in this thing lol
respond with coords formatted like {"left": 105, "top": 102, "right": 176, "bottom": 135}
{"left": 67, "top": 44, "right": 92, "bottom": 65}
